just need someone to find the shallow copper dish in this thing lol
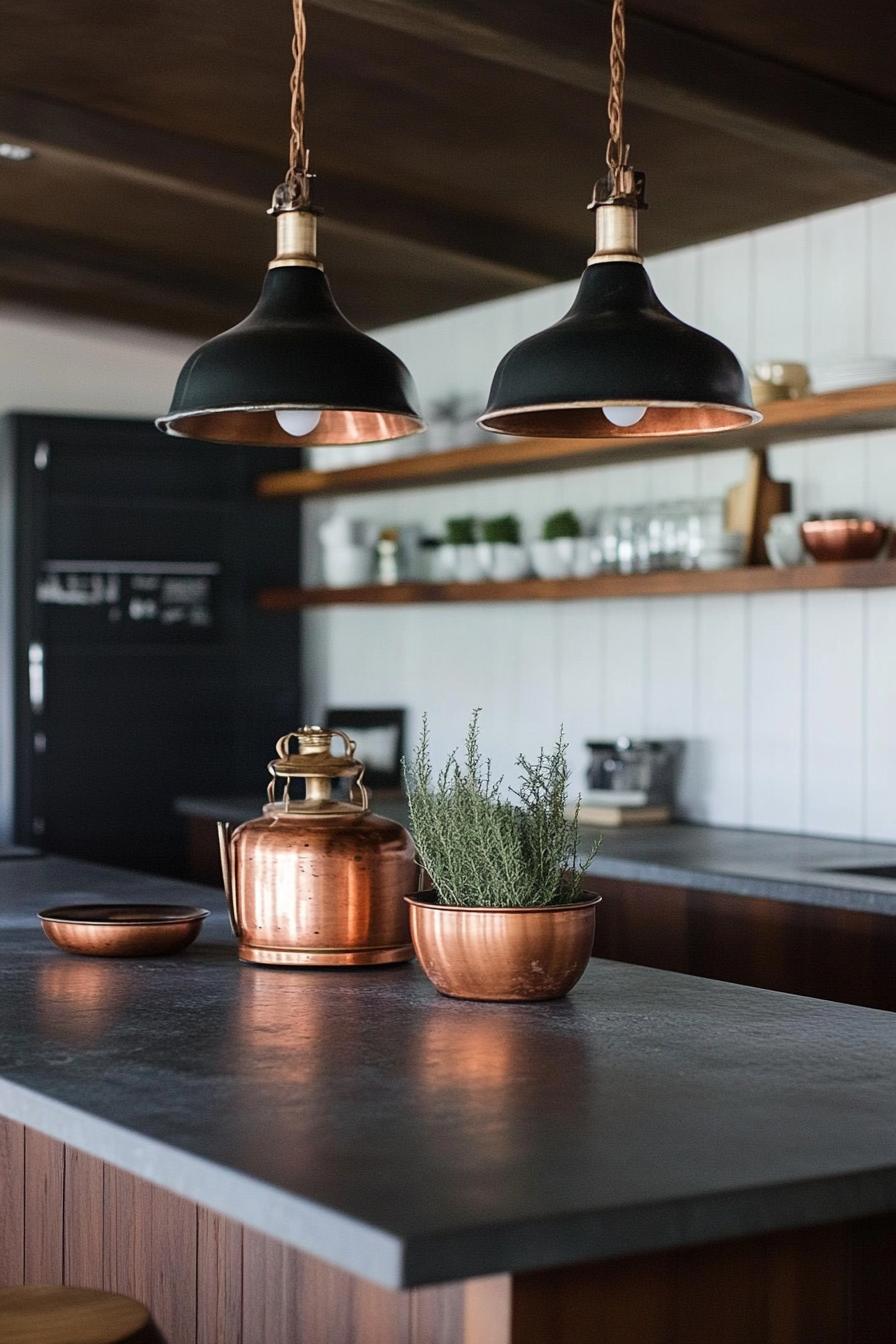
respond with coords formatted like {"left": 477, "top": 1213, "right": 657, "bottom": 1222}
{"left": 406, "top": 891, "right": 601, "bottom": 1002}
{"left": 800, "top": 518, "right": 889, "bottom": 563}
{"left": 37, "top": 904, "right": 209, "bottom": 957}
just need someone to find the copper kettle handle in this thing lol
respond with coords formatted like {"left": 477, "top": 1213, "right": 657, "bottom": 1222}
{"left": 327, "top": 727, "right": 356, "bottom": 759}
{"left": 328, "top": 729, "right": 369, "bottom": 808}
{"left": 272, "top": 728, "right": 357, "bottom": 760}
{"left": 216, "top": 822, "right": 240, "bottom": 937}
{"left": 350, "top": 762, "right": 369, "bottom": 809}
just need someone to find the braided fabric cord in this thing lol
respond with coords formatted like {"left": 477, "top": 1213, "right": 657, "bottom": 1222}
{"left": 605, "top": 0, "right": 627, "bottom": 193}
{"left": 286, "top": 0, "right": 311, "bottom": 204}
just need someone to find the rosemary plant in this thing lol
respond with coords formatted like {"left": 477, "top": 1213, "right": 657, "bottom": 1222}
{"left": 404, "top": 712, "right": 599, "bottom": 907}
{"left": 444, "top": 516, "right": 477, "bottom": 545}
{"left": 542, "top": 509, "right": 582, "bottom": 540}
{"left": 482, "top": 514, "right": 521, "bottom": 544}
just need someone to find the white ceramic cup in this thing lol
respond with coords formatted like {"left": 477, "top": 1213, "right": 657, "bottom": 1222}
{"left": 766, "top": 514, "right": 806, "bottom": 565}
{"left": 530, "top": 538, "right": 575, "bottom": 579}
{"left": 489, "top": 543, "right": 529, "bottom": 581}
{"left": 437, "top": 543, "right": 485, "bottom": 582}
{"left": 696, "top": 532, "right": 747, "bottom": 570}
{"left": 321, "top": 544, "right": 372, "bottom": 588}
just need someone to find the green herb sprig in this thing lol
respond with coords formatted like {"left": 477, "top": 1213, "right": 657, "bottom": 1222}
{"left": 542, "top": 509, "right": 582, "bottom": 540}
{"left": 444, "top": 516, "right": 477, "bottom": 545}
{"left": 404, "top": 711, "right": 599, "bottom": 907}
{"left": 481, "top": 514, "right": 521, "bottom": 545}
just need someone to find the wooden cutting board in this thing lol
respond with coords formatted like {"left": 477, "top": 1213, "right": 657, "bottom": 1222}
{"left": 725, "top": 449, "right": 792, "bottom": 564}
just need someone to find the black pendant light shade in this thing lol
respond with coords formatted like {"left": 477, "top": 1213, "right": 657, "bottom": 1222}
{"left": 479, "top": 261, "right": 760, "bottom": 439}
{"left": 157, "top": 0, "right": 424, "bottom": 449}
{"left": 479, "top": 0, "right": 760, "bottom": 442}
{"left": 157, "top": 264, "right": 423, "bottom": 447}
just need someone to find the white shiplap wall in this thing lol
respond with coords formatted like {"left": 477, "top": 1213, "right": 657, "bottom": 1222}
{"left": 305, "top": 196, "right": 896, "bottom": 842}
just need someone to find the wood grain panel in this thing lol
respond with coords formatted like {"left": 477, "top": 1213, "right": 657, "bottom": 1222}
{"left": 105, "top": 1163, "right": 199, "bottom": 1341}
{"left": 463, "top": 1275, "right": 512, "bottom": 1344}
{"left": 298, "top": 1248, "right": 410, "bottom": 1344}
{"left": 103, "top": 1164, "right": 138, "bottom": 1301}
{"left": 63, "top": 1145, "right": 104, "bottom": 1289}
{"left": 133, "top": 1181, "right": 198, "bottom": 1344}
{"left": 410, "top": 1281, "right": 466, "bottom": 1344}
{"left": 589, "top": 875, "right": 896, "bottom": 1011}
{"left": 197, "top": 1207, "right": 242, "bottom": 1344}
{"left": 511, "top": 1223, "right": 850, "bottom": 1344}
{"left": 241, "top": 1227, "right": 300, "bottom": 1344}
{"left": 242, "top": 1226, "right": 419, "bottom": 1344}
{"left": 23, "top": 1127, "right": 64, "bottom": 1284}
{"left": 0, "top": 1115, "right": 25, "bottom": 1286}
{"left": 846, "top": 1212, "right": 896, "bottom": 1343}
{"left": 592, "top": 880, "right": 690, "bottom": 975}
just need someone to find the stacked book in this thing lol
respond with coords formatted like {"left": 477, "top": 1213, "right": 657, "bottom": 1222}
{"left": 566, "top": 790, "right": 670, "bottom": 828}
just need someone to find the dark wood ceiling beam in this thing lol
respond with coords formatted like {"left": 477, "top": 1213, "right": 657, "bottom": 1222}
{"left": 309, "top": 0, "right": 896, "bottom": 183}
{"left": 0, "top": 86, "right": 577, "bottom": 283}
{"left": 0, "top": 222, "right": 252, "bottom": 334}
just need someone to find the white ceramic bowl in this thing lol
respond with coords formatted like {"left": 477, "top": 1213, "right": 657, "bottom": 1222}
{"left": 437, "top": 543, "right": 485, "bottom": 583}
{"left": 696, "top": 532, "right": 747, "bottom": 570}
{"left": 764, "top": 531, "right": 805, "bottom": 567}
{"left": 530, "top": 537, "right": 575, "bottom": 579}
{"left": 321, "top": 544, "right": 372, "bottom": 588}
{"left": 809, "top": 357, "right": 896, "bottom": 394}
{"left": 477, "top": 542, "right": 529, "bottom": 581}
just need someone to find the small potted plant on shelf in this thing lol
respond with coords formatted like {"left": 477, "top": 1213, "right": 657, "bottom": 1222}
{"left": 437, "top": 516, "right": 483, "bottom": 582}
{"left": 530, "top": 509, "right": 599, "bottom": 579}
{"left": 477, "top": 514, "right": 528, "bottom": 581}
{"left": 404, "top": 712, "right": 600, "bottom": 1002}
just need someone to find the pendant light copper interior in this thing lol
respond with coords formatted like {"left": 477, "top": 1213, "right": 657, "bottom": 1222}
{"left": 479, "top": 0, "right": 759, "bottom": 440}
{"left": 157, "top": 0, "right": 423, "bottom": 448}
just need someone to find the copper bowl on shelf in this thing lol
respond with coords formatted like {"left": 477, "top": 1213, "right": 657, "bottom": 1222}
{"left": 800, "top": 518, "right": 890, "bottom": 563}
{"left": 406, "top": 892, "right": 600, "bottom": 1002}
{"left": 37, "top": 904, "right": 209, "bottom": 957}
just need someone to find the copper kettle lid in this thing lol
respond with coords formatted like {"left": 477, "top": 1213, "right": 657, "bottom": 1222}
{"left": 263, "top": 726, "right": 370, "bottom": 816}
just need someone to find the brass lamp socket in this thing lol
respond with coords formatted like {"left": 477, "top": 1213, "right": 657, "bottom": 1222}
{"left": 269, "top": 209, "right": 323, "bottom": 270}
{"left": 588, "top": 202, "right": 642, "bottom": 265}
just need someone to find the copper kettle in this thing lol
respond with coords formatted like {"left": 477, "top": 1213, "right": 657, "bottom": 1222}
{"left": 217, "top": 727, "right": 416, "bottom": 966}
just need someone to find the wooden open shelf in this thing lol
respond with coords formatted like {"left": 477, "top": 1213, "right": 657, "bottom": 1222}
{"left": 256, "top": 382, "right": 896, "bottom": 499}
{"left": 258, "top": 558, "right": 896, "bottom": 609}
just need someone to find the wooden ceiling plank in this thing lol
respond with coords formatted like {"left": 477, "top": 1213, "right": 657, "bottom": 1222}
{"left": 0, "top": 85, "right": 573, "bottom": 281}
{"left": 309, "top": 0, "right": 896, "bottom": 183}
{"left": 0, "top": 220, "right": 250, "bottom": 333}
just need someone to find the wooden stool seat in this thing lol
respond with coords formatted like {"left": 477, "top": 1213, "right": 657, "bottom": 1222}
{"left": 0, "top": 1286, "right": 156, "bottom": 1344}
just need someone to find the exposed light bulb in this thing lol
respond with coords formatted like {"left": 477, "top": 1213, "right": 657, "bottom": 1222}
{"left": 603, "top": 405, "right": 647, "bottom": 427}
{"left": 0, "top": 142, "right": 33, "bottom": 161}
{"left": 275, "top": 408, "right": 323, "bottom": 437}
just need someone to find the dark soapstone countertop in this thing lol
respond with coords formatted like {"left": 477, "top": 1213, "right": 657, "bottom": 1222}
{"left": 582, "top": 824, "right": 896, "bottom": 914}
{"left": 3, "top": 856, "right": 896, "bottom": 1287}
{"left": 175, "top": 795, "right": 896, "bottom": 916}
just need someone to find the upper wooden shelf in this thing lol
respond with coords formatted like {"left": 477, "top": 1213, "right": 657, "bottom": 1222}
{"left": 258, "top": 558, "right": 896, "bottom": 610}
{"left": 256, "top": 382, "right": 896, "bottom": 500}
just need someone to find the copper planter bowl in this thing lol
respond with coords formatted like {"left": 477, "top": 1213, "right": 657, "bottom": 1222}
{"left": 800, "top": 518, "right": 889, "bottom": 563}
{"left": 406, "top": 893, "right": 600, "bottom": 1002}
{"left": 38, "top": 904, "right": 209, "bottom": 957}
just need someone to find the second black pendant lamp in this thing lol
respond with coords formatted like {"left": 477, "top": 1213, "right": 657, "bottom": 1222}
{"left": 157, "top": 0, "right": 423, "bottom": 447}
{"left": 479, "top": 0, "right": 760, "bottom": 440}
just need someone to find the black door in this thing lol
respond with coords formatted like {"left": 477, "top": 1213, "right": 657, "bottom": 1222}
{"left": 9, "top": 413, "right": 303, "bottom": 877}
